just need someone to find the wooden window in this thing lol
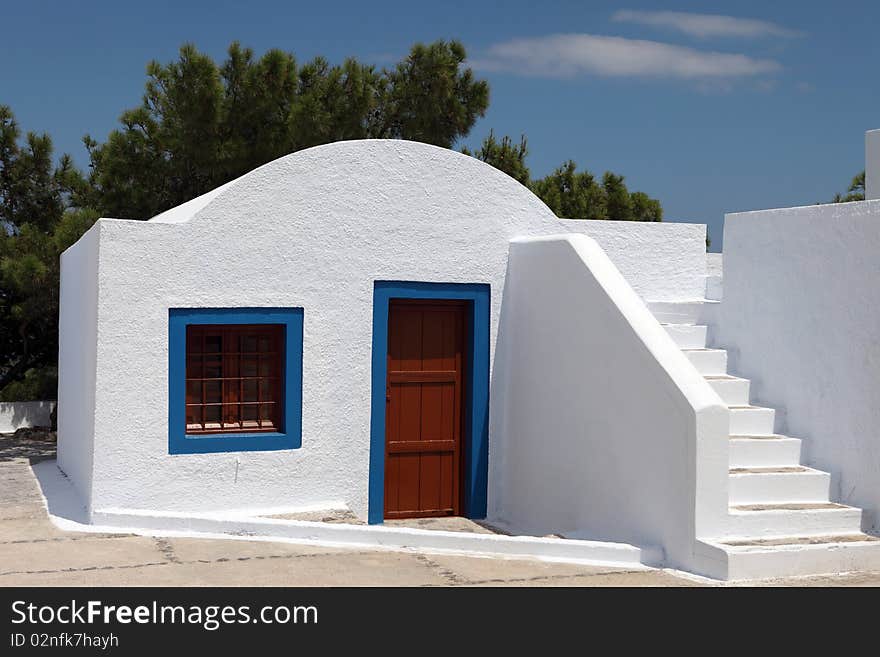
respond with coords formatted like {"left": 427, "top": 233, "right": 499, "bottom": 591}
{"left": 185, "top": 324, "right": 284, "bottom": 434}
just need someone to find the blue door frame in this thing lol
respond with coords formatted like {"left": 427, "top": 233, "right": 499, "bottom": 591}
{"left": 368, "top": 281, "right": 490, "bottom": 524}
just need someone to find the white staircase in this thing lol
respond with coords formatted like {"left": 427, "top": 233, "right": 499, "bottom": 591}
{"left": 650, "top": 298, "right": 880, "bottom": 581}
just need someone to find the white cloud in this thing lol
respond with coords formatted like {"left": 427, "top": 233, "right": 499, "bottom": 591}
{"left": 611, "top": 10, "right": 803, "bottom": 39}
{"left": 471, "top": 34, "right": 781, "bottom": 80}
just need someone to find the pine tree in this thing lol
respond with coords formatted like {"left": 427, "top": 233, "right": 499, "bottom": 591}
{"left": 0, "top": 106, "right": 96, "bottom": 399}
{"left": 86, "top": 40, "right": 490, "bottom": 219}
{"left": 461, "top": 131, "right": 530, "bottom": 185}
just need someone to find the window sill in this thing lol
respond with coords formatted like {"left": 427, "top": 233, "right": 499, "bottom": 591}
{"left": 170, "top": 431, "right": 300, "bottom": 455}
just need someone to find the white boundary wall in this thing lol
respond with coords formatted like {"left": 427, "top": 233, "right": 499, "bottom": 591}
{"left": 491, "top": 235, "right": 728, "bottom": 568}
{"left": 57, "top": 222, "right": 100, "bottom": 508}
{"left": 59, "top": 140, "right": 708, "bottom": 522}
{"left": 867, "top": 129, "right": 880, "bottom": 200}
{"left": 718, "top": 199, "right": 880, "bottom": 531}
{"left": 0, "top": 401, "right": 55, "bottom": 432}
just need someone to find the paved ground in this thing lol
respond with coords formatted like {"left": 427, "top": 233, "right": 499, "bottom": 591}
{"left": 2, "top": 434, "right": 880, "bottom": 587}
{"left": 267, "top": 509, "right": 503, "bottom": 534}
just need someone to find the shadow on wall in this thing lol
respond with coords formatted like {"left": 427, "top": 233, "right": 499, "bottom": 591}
{"left": 0, "top": 401, "right": 55, "bottom": 433}
{"left": 487, "top": 260, "right": 515, "bottom": 524}
{"left": 31, "top": 459, "right": 90, "bottom": 525}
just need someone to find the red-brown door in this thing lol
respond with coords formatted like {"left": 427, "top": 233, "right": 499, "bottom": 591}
{"left": 384, "top": 300, "right": 465, "bottom": 519}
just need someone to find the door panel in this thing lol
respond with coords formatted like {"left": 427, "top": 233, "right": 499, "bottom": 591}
{"left": 384, "top": 300, "right": 465, "bottom": 519}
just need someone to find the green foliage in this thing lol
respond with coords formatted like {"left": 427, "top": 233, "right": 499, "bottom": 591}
{"left": 461, "top": 131, "right": 530, "bottom": 185}
{"left": 832, "top": 170, "right": 866, "bottom": 203}
{"left": 530, "top": 160, "right": 605, "bottom": 219}
{"left": 528, "top": 160, "right": 662, "bottom": 221}
{"left": 87, "top": 40, "right": 489, "bottom": 219}
{"left": 602, "top": 172, "right": 634, "bottom": 221}
{"left": 380, "top": 41, "right": 489, "bottom": 148}
{"left": 630, "top": 191, "right": 663, "bottom": 222}
{"left": 0, "top": 107, "right": 86, "bottom": 232}
{"left": 0, "top": 366, "right": 57, "bottom": 402}
{"left": 463, "top": 133, "right": 664, "bottom": 221}
{"left": 0, "top": 105, "right": 97, "bottom": 399}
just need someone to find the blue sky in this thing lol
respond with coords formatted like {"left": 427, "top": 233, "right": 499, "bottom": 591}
{"left": 3, "top": 1, "right": 878, "bottom": 250}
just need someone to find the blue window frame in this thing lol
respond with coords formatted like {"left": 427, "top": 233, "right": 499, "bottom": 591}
{"left": 368, "top": 281, "right": 490, "bottom": 524}
{"left": 168, "top": 307, "right": 303, "bottom": 455}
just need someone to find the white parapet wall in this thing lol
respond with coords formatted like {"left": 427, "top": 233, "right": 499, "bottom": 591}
{"left": 490, "top": 234, "right": 729, "bottom": 571}
{"left": 558, "top": 219, "right": 707, "bottom": 301}
{"left": 706, "top": 253, "right": 723, "bottom": 277}
{"left": 0, "top": 401, "right": 55, "bottom": 432}
{"left": 718, "top": 199, "right": 880, "bottom": 532}
{"left": 57, "top": 220, "right": 101, "bottom": 509}
{"left": 867, "top": 129, "right": 880, "bottom": 200}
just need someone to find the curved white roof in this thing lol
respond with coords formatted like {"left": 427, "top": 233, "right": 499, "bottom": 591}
{"left": 147, "top": 139, "right": 554, "bottom": 226}
{"left": 149, "top": 178, "right": 238, "bottom": 224}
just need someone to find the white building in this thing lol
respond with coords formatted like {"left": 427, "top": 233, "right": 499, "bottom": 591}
{"left": 57, "top": 138, "right": 880, "bottom": 580}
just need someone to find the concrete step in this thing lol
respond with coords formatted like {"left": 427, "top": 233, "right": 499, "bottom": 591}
{"left": 724, "top": 503, "right": 864, "bottom": 540}
{"left": 729, "top": 406, "right": 776, "bottom": 435}
{"left": 683, "top": 348, "right": 727, "bottom": 375}
{"left": 705, "top": 275, "right": 723, "bottom": 301}
{"left": 706, "top": 534, "right": 880, "bottom": 581}
{"left": 706, "top": 375, "right": 750, "bottom": 406}
{"left": 729, "top": 435, "right": 802, "bottom": 468}
{"left": 662, "top": 324, "right": 708, "bottom": 349}
{"left": 728, "top": 466, "right": 831, "bottom": 505}
{"left": 647, "top": 300, "right": 719, "bottom": 325}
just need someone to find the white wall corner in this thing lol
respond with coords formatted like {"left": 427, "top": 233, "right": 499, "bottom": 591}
{"left": 866, "top": 129, "right": 880, "bottom": 200}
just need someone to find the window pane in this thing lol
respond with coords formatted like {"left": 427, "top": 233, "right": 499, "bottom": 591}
{"left": 204, "top": 405, "right": 221, "bottom": 426}
{"left": 259, "top": 378, "right": 274, "bottom": 402}
{"left": 205, "top": 358, "right": 222, "bottom": 378}
{"left": 224, "top": 381, "right": 239, "bottom": 404}
{"left": 222, "top": 404, "right": 240, "bottom": 429}
{"left": 186, "top": 357, "right": 202, "bottom": 378}
{"left": 241, "top": 357, "right": 258, "bottom": 377}
{"left": 205, "top": 381, "right": 221, "bottom": 403}
{"left": 186, "top": 380, "right": 201, "bottom": 403}
{"left": 242, "top": 379, "right": 258, "bottom": 402}
{"left": 242, "top": 404, "right": 258, "bottom": 423}
{"left": 240, "top": 335, "right": 258, "bottom": 353}
{"left": 204, "top": 334, "right": 222, "bottom": 353}
{"left": 186, "top": 329, "right": 203, "bottom": 354}
{"left": 184, "top": 324, "right": 285, "bottom": 435}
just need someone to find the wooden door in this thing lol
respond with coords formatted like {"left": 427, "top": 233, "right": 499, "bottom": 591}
{"left": 384, "top": 300, "right": 466, "bottom": 519}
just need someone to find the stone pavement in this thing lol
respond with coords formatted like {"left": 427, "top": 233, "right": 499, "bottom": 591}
{"left": 1, "top": 435, "right": 879, "bottom": 587}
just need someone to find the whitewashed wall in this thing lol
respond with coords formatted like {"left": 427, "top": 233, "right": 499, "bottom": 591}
{"left": 61, "top": 139, "right": 707, "bottom": 520}
{"left": 717, "top": 199, "right": 880, "bottom": 531}
{"left": 491, "top": 235, "right": 728, "bottom": 567}
{"left": 57, "top": 221, "right": 100, "bottom": 508}
{"left": 706, "top": 253, "right": 723, "bottom": 277}
{"left": 557, "top": 219, "right": 706, "bottom": 301}
{"left": 0, "top": 401, "right": 55, "bottom": 432}
{"left": 867, "top": 129, "right": 880, "bottom": 200}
